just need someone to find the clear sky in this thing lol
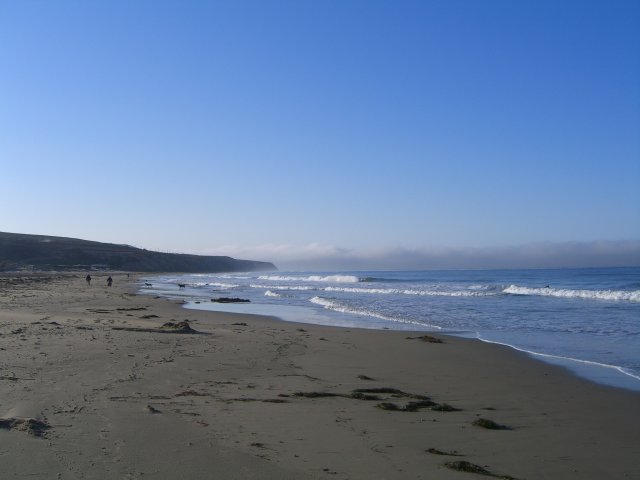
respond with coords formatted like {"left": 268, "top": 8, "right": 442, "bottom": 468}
{"left": 1, "top": 0, "right": 639, "bottom": 269}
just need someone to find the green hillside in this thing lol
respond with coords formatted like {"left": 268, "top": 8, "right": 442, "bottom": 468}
{"left": 0, "top": 232, "right": 276, "bottom": 273}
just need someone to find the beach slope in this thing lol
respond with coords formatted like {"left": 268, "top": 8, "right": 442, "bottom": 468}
{"left": 0, "top": 273, "right": 638, "bottom": 479}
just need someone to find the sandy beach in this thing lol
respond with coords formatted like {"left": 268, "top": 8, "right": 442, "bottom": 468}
{"left": 0, "top": 273, "right": 638, "bottom": 479}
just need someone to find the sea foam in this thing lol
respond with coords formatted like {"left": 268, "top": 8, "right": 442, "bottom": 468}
{"left": 324, "top": 286, "right": 496, "bottom": 297}
{"left": 208, "top": 282, "right": 240, "bottom": 289}
{"left": 250, "top": 284, "right": 316, "bottom": 291}
{"left": 258, "top": 275, "right": 359, "bottom": 283}
{"left": 309, "top": 296, "right": 400, "bottom": 322}
{"left": 309, "top": 296, "right": 441, "bottom": 329}
{"left": 503, "top": 285, "right": 640, "bottom": 302}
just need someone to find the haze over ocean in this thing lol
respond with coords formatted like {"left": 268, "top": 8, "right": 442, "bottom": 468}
{"left": 1, "top": 0, "right": 638, "bottom": 269}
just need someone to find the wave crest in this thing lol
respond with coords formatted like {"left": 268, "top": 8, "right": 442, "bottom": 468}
{"left": 208, "top": 282, "right": 240, "bottom": 289}
{"left": 324, "top": 286, "right": 497, "bottom": 297}
{"left": 309, "top": 296, "right": 442, "bottom": 329}
{"left": 503, "top": 285, "right": 640, "bottom": 302}
{"left": 309, "top": 296, "right": 398, "bottom": 322}
{"left": 250, "top": 284, "right": 315, "bottom": 291}
{"left": 258, "top": 275, "right": 359, "bottom": 283}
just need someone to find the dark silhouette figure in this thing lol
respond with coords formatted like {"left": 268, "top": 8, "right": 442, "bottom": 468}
{"left": 86, "top": 274, "right": 92, "bottom": 285}
{"left": 107, "top": 276, "right": 113, "bottom": 287}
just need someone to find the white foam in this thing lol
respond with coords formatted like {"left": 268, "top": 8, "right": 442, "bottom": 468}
{"left": 503, "top": 285, "right": 640, "bottom": 302}
{"left": 258, "top": 275, "right": 359, "bottom": 283}
{"left": 250, "top": 284, "right": 316, "bottom": 291}
{"left": 324, "top": 286, "right": 398, "bottom": 294}
{"left": 309, "top": 296, "right": 337, "bottom": 308}
{"left": 264, "top": 290, "right": 281, "bottom": 297}
{"left": 324, "top": 286, "right": 496, "bottom": 297}
{"left": 208, "top": 282, "right": 240, "bottom": 289}
{"left": 309, "top": 296, "right": 399, "bottom": 322}
{"left": 163, "top": 281, "right": 240, "bottom": 288}
{"left": 253, "top": 283, "right": 494, "bottom": 296}
{"left": 309, "top": 296, "right": 442, "bottom": 329}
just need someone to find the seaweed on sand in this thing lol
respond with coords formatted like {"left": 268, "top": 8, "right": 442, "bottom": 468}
{"left": 426, "top": 447, "right": 463, "bottom": 456}
{"left": 294, "top": 388, "right": 461, "bottom": 412}
{"left": 472, "top": 418, "right": 511, "bottom": 430}
{"left": 353, "top": 387, "right": 429, "bottom": 400}
{"left": 403, "top": 400, "right": 437, "bottom": 411}
{"left": 292, "top": 391, "right": 341, "bottom": 398}
{"left": 377, "top": 399, "right": 460, "bottom": 413}
{"left": 353, "top": 387, "right": 407, "bottom": 395}
{"left": 0, "top": 417, "right": 51, "bottom": 437}
{"left": 431, "top": 403, "right": 461, "bottom": 412}
{"left": 112, "top": 321, "right": 204, "bottom": 334}
{"left": 160, "top": 321, "right": 196, "bottom": 333}
{"left": 292, "top": 391, "right": 380, "bottom": 400}
{"left": 406, "top": 335, "right": 444, "bottom": 343}
{"left": 211, "top": 297, "right": 250, "bottom": 303}
{"left": 175, "top": 390, "right": 209, "bottom": 397}
{"left": 348, "top": 392, "right": 381, "bottom": 401}
{"left": 444, "top": 461, "right": 518, "bottom": 479}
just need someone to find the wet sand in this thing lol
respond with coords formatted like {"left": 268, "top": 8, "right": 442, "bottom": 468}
{"left": 1, "top": 273, "right": 638, "bottom": 479}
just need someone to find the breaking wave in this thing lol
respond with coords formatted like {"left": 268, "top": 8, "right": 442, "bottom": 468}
{"left": 179, "top": 281, "right": 240, "bottom": 288}
{"left": 258, "top": 275, "right": 360, "bottom": 283}
{"left": 324, "top": 286, "right": 497, "bottom": 297}
{"left": 503, "top": 285, "right": 640, "bottom": 302}
{"left": 309, "top": 296, "right": 400, "bottom": 322}
{"left": 264, "top": 290, "right": 281, "bottom": 297}
{"left": 208, "top": 282, "right": 240, "bottom": 289}
{"left": 250, "top": 284, "right": 316, "bottom": 291}
{"left": 309, "top": 296, "right": 441, "bottom": 329}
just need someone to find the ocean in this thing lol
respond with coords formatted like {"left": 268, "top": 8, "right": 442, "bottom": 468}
{"left": 139, "top": 267, "right": 640, "bottom": 392}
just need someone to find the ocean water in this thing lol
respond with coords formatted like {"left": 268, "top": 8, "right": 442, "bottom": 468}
{"left": 139, "top": 267, "right": 640, "bottom": 392}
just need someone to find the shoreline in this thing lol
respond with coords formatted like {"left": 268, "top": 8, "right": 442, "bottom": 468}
{"left": 1, "top": 272, "right": 639, "bottom": 479}
{"left": 140, "top": 269, "right": 640, "bottom": 393}
{"left": 472, "top": 333, "right": 640, "bottom": 392}
{"left": 169, "top": 285, "right": 640, "bottom": 393}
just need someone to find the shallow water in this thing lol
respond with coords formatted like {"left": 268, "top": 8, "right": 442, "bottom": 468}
{"left": 140, "top": 267, "right": 640, "bottom": 391}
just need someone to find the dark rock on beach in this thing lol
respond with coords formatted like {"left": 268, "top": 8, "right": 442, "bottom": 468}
{"left": 0, "top": 417, "right": 51, "bottom": 437}
{"left": 160, "top": 321, "right": 196, "bottom": 333}
{"left": 211, "top": 297, "right": 251, "bottom": 303}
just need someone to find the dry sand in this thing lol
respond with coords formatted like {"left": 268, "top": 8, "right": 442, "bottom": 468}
{"left": 0, "top": 273, "right": 638, "bottom": 479}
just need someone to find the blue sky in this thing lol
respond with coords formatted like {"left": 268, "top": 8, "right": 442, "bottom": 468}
{"left": 1, "top": 1, "right": 639, "bottom": 269}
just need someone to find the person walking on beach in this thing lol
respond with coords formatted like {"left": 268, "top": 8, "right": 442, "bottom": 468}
{"left": 86, "top": 274, "right": 92, "bottom": 285}
{"left": 107, "top": 276, "right": 113, "bottom": 287}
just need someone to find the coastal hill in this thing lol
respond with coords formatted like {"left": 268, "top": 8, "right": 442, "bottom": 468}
{"left": 0, "top": 232, "right": 276, "bottom": 273}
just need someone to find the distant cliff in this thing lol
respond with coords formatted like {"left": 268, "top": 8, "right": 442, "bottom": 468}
{"left": 0, "top": 232, "right": 277, "bottom": 273}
